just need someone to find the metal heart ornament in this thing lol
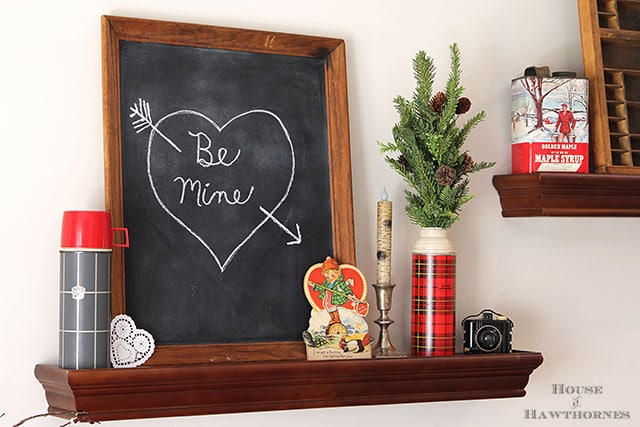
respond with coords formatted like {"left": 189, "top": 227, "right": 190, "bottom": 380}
{"left": 110, "top": 314, "right": 155, "bottom": 368}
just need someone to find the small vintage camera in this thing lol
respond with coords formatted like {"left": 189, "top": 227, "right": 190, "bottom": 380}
{"left": 462, "top": 309, "right": 513, "bottom": 354}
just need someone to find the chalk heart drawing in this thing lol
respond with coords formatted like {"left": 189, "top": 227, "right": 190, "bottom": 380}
{"left": 130, "top": 99, "right": 297, "bottom": 273}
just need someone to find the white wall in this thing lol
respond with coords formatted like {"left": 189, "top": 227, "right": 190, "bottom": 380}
{"left": 1, "top": 1, "right": 638, "bottom": 426}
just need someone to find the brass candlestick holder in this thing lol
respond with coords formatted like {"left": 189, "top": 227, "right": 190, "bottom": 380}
{"left": 372, "top": 282, "right": 407, "bottom": 358}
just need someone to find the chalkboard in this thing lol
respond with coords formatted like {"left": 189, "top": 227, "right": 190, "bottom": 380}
{"left": 102, "top": 16, "right": 355, "bottom": 364}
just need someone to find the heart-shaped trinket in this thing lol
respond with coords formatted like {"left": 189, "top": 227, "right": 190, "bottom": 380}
{"left": 110, "top": 314, "right": 155, "bottom": 368}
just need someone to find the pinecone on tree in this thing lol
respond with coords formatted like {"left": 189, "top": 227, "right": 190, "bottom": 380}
{"left": 398, "top": 154, "right": 412, "bottom": 172}
{"left": 462, "top": 152, "right": 475, "bottom": 172}
{"left": 435, "top": 165, "right": 457, "bottom": 185}
{"left": 456, "top": 97, "right": 472, "bottom": 114}
{"left": 429, "top": 91, "right": 447, "bottom": 113}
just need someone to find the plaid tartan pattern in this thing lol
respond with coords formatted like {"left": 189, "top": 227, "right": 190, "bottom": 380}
{"left": 411, "top": 253, "right": 456, "bottom": 356}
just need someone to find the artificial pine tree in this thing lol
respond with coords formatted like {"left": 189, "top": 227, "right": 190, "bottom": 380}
{"left": 379, "top": 43, "right": 495, "bottom": 229}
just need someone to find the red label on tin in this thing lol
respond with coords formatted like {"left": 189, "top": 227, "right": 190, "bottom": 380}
{"left": 512, "top": 141, "right": 589, "bottom": 174}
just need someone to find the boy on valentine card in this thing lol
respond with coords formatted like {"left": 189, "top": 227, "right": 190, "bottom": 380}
{"left": 308, "top": 256, "right": 355, "bottom": 331}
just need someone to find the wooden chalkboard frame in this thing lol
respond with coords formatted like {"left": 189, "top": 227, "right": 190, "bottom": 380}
{"left": 101, "top": 15, "right": 355, "bottom": 364}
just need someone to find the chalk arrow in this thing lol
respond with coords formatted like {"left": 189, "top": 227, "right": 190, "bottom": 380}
{"left": 259, "top": 206, "right": 302, "bottom": 245}
{"left": 129, "top": 98, "right": 182, "bottom": 153}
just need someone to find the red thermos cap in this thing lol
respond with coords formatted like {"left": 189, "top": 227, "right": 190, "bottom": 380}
{"left": 60, "top": 211, "right": 129, "bottom": 250}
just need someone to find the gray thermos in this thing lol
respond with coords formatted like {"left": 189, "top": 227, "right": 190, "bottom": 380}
{"left": 59, "top": 211, "right": 128, "bottom": 369}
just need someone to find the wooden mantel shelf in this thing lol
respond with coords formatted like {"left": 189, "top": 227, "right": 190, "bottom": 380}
{"left": 493, "top": 173, "right": 640, "bottom": 217}
{"left": 35, "top": 351, "right": 542, "bottom": 421}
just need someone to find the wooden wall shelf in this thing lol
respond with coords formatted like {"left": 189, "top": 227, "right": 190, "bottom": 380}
{"left": 493, "top": 172, "right": 640, "bottom": 217}
{"left": 35, "top": 351, "right": 542, "bottom": 422}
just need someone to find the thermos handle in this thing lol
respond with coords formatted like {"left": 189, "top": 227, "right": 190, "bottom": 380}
{"left": 113, "top": 227, "right": 130, "bottom": 248}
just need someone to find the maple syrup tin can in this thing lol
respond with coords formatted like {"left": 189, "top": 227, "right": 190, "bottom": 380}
{"left": 58, "top": 211, "right": 129, "bottom": 369}
{"left": 511, "top": 72, "right": 589, "bottom": 173}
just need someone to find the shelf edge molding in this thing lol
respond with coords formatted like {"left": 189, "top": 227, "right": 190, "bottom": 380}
{"left": 493, "top": 173, "right": 640, "bottom": 217}
{"left": 35, "top": 351, "right": 543, "bottom": 421}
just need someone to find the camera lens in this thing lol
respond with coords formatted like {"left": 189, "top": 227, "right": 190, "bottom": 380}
{"left": 475, "top": 325, "right": 502, "bottom": 352}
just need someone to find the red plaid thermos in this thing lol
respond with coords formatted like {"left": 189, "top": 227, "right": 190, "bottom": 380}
{"left": 411, "top": 227, "right": 456, "bottom": 356}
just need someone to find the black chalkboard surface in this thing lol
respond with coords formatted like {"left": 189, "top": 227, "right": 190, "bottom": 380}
{"left": 102, "top": 16, "right": 355, "bottom": 364}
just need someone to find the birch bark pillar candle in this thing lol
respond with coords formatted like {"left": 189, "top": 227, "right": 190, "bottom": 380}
{"left": 376, "top": 188, "right": 392, "bottom": 285}
{"left": 372, "top": 188, "right": 405, "bottom": 357}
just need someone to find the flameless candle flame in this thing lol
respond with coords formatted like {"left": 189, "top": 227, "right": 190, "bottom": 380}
{"left": 376, "top": 188, "right": 392, "bottom": 285}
